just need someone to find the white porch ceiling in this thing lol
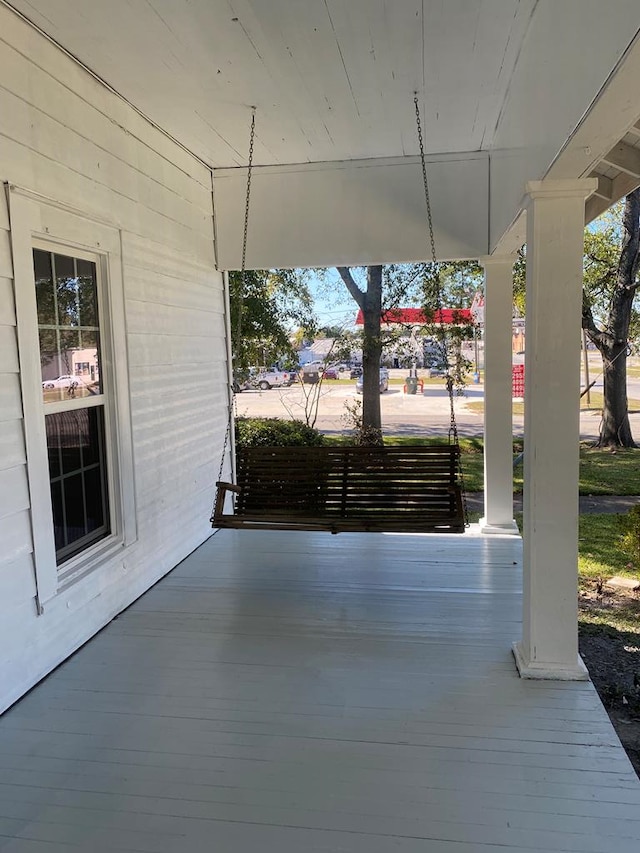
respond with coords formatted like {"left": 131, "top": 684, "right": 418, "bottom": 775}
{"left": 4, "top": 0, "right": 640, "bottom": 263}
{"left": 5, "top": 0, "right": 536, "bottom": 167}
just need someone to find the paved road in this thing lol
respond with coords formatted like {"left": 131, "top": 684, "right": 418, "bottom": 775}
{"left": 233, "top": 379, "right": 640, "bottom": 441}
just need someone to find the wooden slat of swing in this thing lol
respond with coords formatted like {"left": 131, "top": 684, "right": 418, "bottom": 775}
{"left": 212, "top": 445, "right": 465, "bottom": 533}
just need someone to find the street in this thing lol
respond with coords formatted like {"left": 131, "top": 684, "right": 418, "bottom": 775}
{"left": 232, "top": 371, "right": 640, "bottom": 440}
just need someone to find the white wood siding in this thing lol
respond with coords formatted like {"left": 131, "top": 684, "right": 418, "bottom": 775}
{"left": 0, "top": 6, "right": 225, "bottom": 712}
{"left": 0, "top": 192, "right": 36, "bottom": 618}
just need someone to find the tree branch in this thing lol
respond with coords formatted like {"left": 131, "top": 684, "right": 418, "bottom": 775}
{"left": 337, "top": 266, "right": 365, "bottom": 311}
{"left": 582, "top": 292, "right": 608, "bottom": 349}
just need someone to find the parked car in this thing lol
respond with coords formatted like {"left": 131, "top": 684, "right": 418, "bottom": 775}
{"left": 356, "top": 369, "right": 389, "bottom": 394}
{"left": 349, "top": 366, "right": 362, "bottom": 379}
{"left": 253, "top": 368, "right": 293, "bottom": 390}
{"left": 42, "top": 375, "right": 79, "bottom": 390}
{"left": 322, "top": 367, "right": 339, "bottom": 380}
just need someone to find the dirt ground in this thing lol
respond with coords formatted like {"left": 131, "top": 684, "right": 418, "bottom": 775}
{"left": 579, "top": 582, "right": 640, "bottom": 778}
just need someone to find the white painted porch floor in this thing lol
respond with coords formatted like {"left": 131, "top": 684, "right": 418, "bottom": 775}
{"left": 2, "top": 530, "right": 640, "bottom": 852}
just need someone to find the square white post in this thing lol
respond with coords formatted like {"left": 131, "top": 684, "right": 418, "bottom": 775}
{"left": 513, "top": 179, "right": 596, "bottom": 680}
{"left": 479, "top": 256, "right": 519, "bottom": 535}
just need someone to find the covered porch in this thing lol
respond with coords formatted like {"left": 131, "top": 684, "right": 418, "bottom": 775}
{"left": 1, "top": 529, "right": 639, "bottom": 851}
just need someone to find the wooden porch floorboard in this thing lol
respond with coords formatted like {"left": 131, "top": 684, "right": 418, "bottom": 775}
{"left": 1, "top": 530, "right": 640, "bottom": 852}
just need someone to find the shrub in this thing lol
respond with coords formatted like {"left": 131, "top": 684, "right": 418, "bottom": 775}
{"left": 235, "top": 417, "right": 325, "bottom": 448}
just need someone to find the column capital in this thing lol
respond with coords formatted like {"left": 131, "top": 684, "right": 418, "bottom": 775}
{"left": 479, "top": 254, "right": 515, "bottom": 269}
{"left": 523, "top": 178, "right": 597, "bottom": 206}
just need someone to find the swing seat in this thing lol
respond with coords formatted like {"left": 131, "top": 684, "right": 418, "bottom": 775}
{"left": 212, "top": 445, "right": 465, "bottom": 533}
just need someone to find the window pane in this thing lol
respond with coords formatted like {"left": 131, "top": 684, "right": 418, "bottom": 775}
{"left": 57, "top": 410, "right": 85, "bottom": 476}
{"left": 36, "top": 251, "right": 102, "bottom": 404}
{"left": 81, "top": 407, "right": 104, "bottom": 467}
{"left": 46, "top": 407, "right": 110, "bottom": 565}
{"left": 50, "top": 480, "right": 65, "bottom": 552}
{"left": 76, "top": 259, "right": 98, "bottom": 327}
{"left": 78, "top": 330, "right": 102, "bottom": 394}
{"left": 54, "top": 254, "right": 79, "bottom": 327}
{"left": 33, "top": 250, "right": 55, "bottom": 325}
{"left": 45, "top": 411, "right": 62, "bottom": 480}
{"left": 84, "top": 467, "right": 107, "bottom": 536}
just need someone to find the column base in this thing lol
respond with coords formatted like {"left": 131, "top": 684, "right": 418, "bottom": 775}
{"left": 512, "top": 642, "right": 589, "bottom": 681}
{"left": 479, "top": 517, "right": 520, "bottom": 535}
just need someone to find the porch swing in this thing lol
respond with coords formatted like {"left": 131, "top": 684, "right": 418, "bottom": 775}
{"left": 211, "top": 97, "right": 467, "bottom": 534}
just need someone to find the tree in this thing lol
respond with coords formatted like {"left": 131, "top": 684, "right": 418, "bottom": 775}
{"left": 229, "top": 269, "right": 315, "bottom": 370}
{"left": 513, "top": 192, "right": 640, "bottom": 448}
{"left": 421, "top": 261, "right": 482, "bottom": 389}
{"left": 582, "top": 192, "right": 640, "bottom": 447}
{"left": 336, "top": 266, "right": 384, "bottom": 443}
{"left": 334, "top": 262, "right": 480, "bottom": 441}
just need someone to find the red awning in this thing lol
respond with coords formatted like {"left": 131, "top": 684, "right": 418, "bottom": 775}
{"left": 354, "top": 307, "right": 473, "bottom": 326}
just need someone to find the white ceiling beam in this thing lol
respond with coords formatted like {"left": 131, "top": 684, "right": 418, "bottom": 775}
{"left": 585, "top": 171, "right": 640, "bottom": 223}
{"left": 590, "top": 172, "right": 614, "bottom": 201}
{"left": 213, "top": 153, "right": 489, "bottom": 269}
{"left": 600, "top": 141, "right": 640, "bottom": 178}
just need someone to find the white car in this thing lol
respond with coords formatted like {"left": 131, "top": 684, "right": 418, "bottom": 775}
{"left": 42, "top": 375, "right": 79, "bottom": 390}
{"left": 253, "top": 368, "right": 293, "bottom": 390}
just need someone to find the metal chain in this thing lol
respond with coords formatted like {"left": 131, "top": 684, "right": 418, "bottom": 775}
{"left": 414, "top": 96, "right": 437, "bottom": 268}
{"left": 213, "top": 110, "right": 256, "bottom": 522}
{"left": 414, "top": 95, "right": 469, "bottom": 526}
{"left": 236, "top": 108, "right": 256, "bottom": 347}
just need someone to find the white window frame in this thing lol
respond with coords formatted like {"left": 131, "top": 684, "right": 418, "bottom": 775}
{"left": 8, "top": 186, "right": 136, "bottom": 608}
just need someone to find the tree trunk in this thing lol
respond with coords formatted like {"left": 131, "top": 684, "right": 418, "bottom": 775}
{"left": 336, "top": 265, "right": 383, "bottom": 444}
{"left": 599, "top": 341, "right": 634, "bottom": 446}
{"left": 361, "top": 266, "right": 383, "bottom": 442}
{"left": 583, "top": 190, "right": 639, "bottom": 448}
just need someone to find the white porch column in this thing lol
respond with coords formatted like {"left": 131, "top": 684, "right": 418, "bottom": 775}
{"left": 479, "top": 256, "right": 519, "bottom": 535}
{"left": 513, "top": 178, "right": 596, "bottom": 681}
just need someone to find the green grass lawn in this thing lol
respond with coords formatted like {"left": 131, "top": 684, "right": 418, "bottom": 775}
{"left": 577, "top": 513, "right": 637, "bottom": 581}
{"left": 577, "top": 513, "right": 640, "bottom": 635}
{"left": 466, "top": 391, "right": 640, "bottom": 418}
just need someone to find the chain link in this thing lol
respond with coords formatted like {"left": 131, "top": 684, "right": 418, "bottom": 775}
{"left": 414, "top": 95, "right": 469, "bottom": 526}
{"left": 236, "top": 108, "right": 256, "bottom": 347}
{"left": 213, "top": 110, "right": 256, "bottom": 523}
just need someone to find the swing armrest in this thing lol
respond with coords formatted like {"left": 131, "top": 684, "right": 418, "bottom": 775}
{"left": 212, "top": 481, "right": 243, "bottom": 526}
{"left": 216, "top": 481, "right": 242, "bottom": 494}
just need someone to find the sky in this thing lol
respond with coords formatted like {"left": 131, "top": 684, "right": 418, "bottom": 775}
{"left": 307, "top": 269, "right": 359, "bottom": 330}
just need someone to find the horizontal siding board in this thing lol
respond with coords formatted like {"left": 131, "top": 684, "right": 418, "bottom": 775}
{"left": 0, "top": 419, "right": 26, "bottom": 469}
{"left": 123, "top": 266, "right": 222, "bottom": 313}
{"left": 0, "top": 230, "right": 13, "bottom": 278}
{"left": 125, "top": 299, "right": 220, "bottom": 337}
{"left": 126, "top": 331, "right": 225, "bottom": 367}
{"left": 0, "top": 189, "right": 9, "bottom": 230}
{"left": 0, "top": 38, "right": 211, "bottom": 209}
{"left": 0, "top": 554, "right": 37, "bottom": 608}
{"left": 0, "top": 374, "right": 23, "bottom": 423}
{"left": 0, "top": 277, "right": 16, "bottom": 325}
{"left": 0, "top": 465, "right": 30, "bottom": 520}
{"left": 0, "top": 324, "right": 19, "bottom": 372}
{"left": 0, "top": 86, "right": 212, "bottom": 235}
{"left": 0, "top": 509, "right": 32, "bottom": 565}
{"left": 0, "top": 134, "right": 213, "bottom": 263}
{"left": 0, "top": 10, "right": 210, "bottom": 187}
{"left": 121, "top": 232, "right": 218, "bottom": 284}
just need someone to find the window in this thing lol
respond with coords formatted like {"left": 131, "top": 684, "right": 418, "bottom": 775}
{"left": 33, "top": 248, "right": 111, "bottom": 565}
{"left": 10, "top": 187, "right": 135, "bottom": 605}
